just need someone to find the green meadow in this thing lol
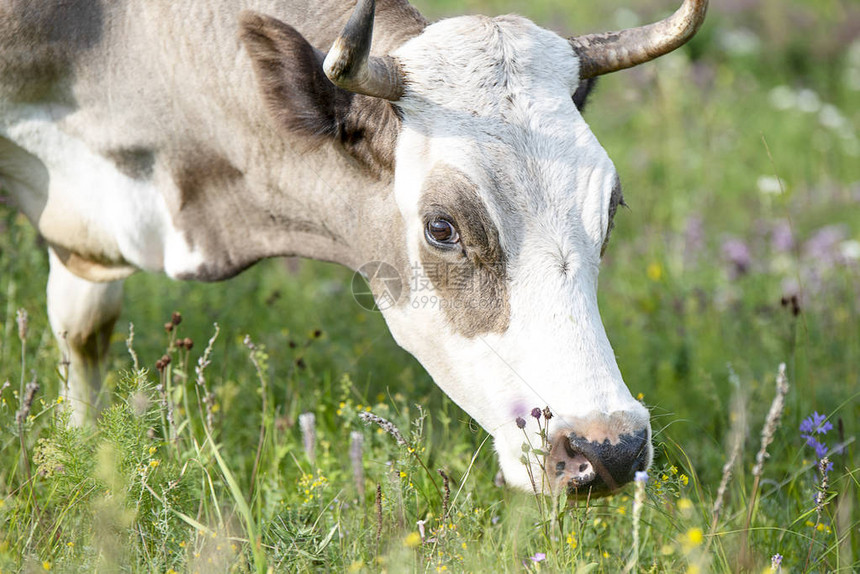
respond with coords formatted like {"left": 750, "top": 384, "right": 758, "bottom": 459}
{"left": 1, "top": 0, "right": 857, "bottom": 571}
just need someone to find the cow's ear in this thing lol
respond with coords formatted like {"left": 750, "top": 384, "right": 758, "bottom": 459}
{"left": 239, "top": 11, "right": 399, "bottom": 175}
{"left": 572, "top": 78, "right": 598, "bottom": 112}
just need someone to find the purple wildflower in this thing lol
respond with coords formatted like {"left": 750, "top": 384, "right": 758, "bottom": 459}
{"left": 516, "top": 416, "right": 526, "bottom": 429}
{"left": 529, "top": 552, "right": 546, "bottom": 563}
{"left": 721, "top": 237, "right": 751, "bottom": 279}
{"left": 531, "top": 407, "right": 542, "bottom": 419}
{"left": 803, "top": 225, "right": 847, "bottom": 267}
{"left": 771, "top": 553, "right": 783, "bottom": 571}
{"left": 771, "top": 221, "right": 794, "bottom": 253}
{"left": 800, "top": 412, "right": 834, "bottom": 473}
{"left": 634, "top": 470, "right": 649, "bottom": 483}
{"left": 800, "top": 412, "right": 832, "bottom": 436}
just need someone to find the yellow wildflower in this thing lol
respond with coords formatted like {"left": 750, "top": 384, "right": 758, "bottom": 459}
{"left": 680, "top": 474, "right": 689, "bottom": 486}
{"left": 404, "top": 532, "right": 421, "bottom": 548}
{"left": 683, "top": 528, "right": 703, "bottom": 550}
{"left": 647, "top": 261, "right": 663, "bottom": 281}
{"left": 42, "top": 562, "right": 51, "bottom": 571}
{"left": 678, "top": 498, "right": 693, "bottom": 511}
{"left": 149, "top": 460, "right": 160, "bottom": 468}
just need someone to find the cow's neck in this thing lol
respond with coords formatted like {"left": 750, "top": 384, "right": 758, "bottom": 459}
{"left": 162, "top": 122, "right": 402, "bottom": 281}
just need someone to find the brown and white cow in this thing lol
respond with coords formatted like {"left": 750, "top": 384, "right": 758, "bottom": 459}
{"left": 0, "top": 0, "right": 707, "bottom": 494}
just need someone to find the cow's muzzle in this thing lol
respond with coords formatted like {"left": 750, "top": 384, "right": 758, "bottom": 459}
{"left": 548, "top": 426, "right": 650, "bottom": 496}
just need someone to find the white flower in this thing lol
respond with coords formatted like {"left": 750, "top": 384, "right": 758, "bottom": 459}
{"left": 839, "top": 240, "right": 860, "bottom": 261}
{"left": 796, "top": 89, "right": 821, "bottom": 113}
{"left": 768, "top": 85, "right": 795, "bottom": 110}
{"left": 757, "top": 175, "right": 784, "bottom": 195}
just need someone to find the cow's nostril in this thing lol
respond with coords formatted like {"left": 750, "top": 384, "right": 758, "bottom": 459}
{"left": 548, "top": 425, "right": 650, "bottom": 496}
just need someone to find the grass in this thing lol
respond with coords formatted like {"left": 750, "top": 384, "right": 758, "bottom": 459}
{"left": 1, "top": 0, "right": 859, "bottom": 571}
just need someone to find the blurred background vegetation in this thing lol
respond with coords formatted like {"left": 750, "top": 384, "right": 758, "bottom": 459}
{"left": 1, "top": 0, "right": 857, "bottom": 571}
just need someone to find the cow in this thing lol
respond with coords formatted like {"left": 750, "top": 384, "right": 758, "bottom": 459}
{"left": 0, "top": 0, "right": 707, "bottom": 495}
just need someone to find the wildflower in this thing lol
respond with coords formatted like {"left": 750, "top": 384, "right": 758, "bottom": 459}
{"left": 42, "top": 561, "right": 51, "bottom": 571}
{"left": 800, "top": 412, "right": 832, "bottom": 435}
{"left": 542, "top": 406, "right": 552, "bottom": 420}
{"left": 634, "top": 470, "right": 648, "bottom": 483}
{"left": 529, "top": 552, "right": 546, "bottom": 563}
{"left": 721, "top": 237, "right": 751, "bottom": 279}
{"left": 149, "top": 460, "right": 159, "bottom": 468}
{"left": 683, "top": 528, "right": 703, "bottom": 550}
{"left": 678, "top": 498, "right": 693, "bottom": 511}
{"left": 757, "top": 175, "right": 783, "bottom": 195}
{"left": 680, "top": 474, "right": 689, "bottom": 486}
{"left": 566, "top": 532, "right": 577, "bottom": 549}
{"left": 149, "top": 446, "right": 157, "bottom": 455}
{"left": 646, "top": 261, "right": 663, "bottom": 281}
{"left": 771, "top": 553, "right": 783, "bottom": 572}
{"left": 516, "top": 416, "right": 526, "bottom": 429}
{"left": 403, "top": 532, "right": 421, "bottom": 548}
{"left": 531, "top": 407, "right": 542, "bottom": 419}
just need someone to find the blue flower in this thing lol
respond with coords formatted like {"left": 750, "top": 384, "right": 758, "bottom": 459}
{"left": 634, "top": 471, "right": 649, "bottom": 483}
{"left": 800, "top": 412, "right": 832, "bottom": 436}
{"left": 529, "top": 552, "right": 546, "bottom": 563}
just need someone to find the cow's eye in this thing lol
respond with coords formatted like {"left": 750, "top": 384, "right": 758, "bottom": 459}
{"left": 425, "top": 217, "right": 460, "bottom": 247}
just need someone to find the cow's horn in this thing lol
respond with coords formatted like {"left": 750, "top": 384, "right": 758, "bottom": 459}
{"left": 569, "top": 0, "right": 708, "bottom": 79}
{"left": 323, "top": 0, "right": 404, "bottom": 101}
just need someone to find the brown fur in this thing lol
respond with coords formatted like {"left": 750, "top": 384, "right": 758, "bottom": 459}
{"left": 417, "top": 166, "right": 510, "bottom": 336}
{"left": 240, "top": 12, "right": 402, "bottom": 177}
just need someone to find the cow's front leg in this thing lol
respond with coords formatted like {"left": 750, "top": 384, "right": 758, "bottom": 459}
{"left": 47, "top": 249, "right": 124, "bottom": 425}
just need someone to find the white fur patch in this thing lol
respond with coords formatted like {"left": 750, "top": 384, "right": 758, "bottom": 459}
{"left": 0, "top": 103, "right": 205, "bottom": 278}
{"left": 382, "top": 15, "right": 650, "bottom": 491}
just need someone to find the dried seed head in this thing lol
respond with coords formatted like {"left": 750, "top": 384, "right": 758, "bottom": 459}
{"left": 164, "top": 322, "right": 174, "bottom": 333}
{"left": 298, "top": 412, "right": 317, "bottom": 464}
{"left": 156, "top": 359, "right": 165, "bottom": 372}
{"left": 183, "top": 338, "right": 193, "bottom": 350}
{"left": 312, "top": 329, "right": 323, "bottom": 339}
{"left": 350, "top": 431, "right": 365, "bottom": 498}
{"left": 359, "top": 411, "right": 408, "bottom": 446}
{"left": 542, "top": 406, "right": 553, "bottom": 420}
{"left": 171, "top": 312, "right": 182, "bottom": 326}
{"left": 161, "top": 354, "right": 171, "bottom": 366}
{"left": 16, "top": 380, "right": 39, "bottom": 425}
{"left": 16, "top": 309, "right": 28, "bottom": 342}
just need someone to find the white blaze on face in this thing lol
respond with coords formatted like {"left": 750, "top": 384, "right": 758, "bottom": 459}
{"left": 381, "top": 15, "right": 650, "bottom": 492}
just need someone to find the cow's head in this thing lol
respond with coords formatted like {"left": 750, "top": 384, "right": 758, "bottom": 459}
{"left": 241, "top": 0, "right": 707, "bottom": 495}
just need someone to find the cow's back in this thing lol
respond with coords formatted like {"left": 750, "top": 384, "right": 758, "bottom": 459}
{"left": 0, "top": 0, "right": 423, "bottom": 281}
{"left": 0, "top": 0, "right": 103, "bottom": 102}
